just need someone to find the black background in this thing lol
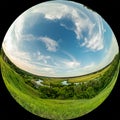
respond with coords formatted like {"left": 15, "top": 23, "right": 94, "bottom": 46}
{"left": 0, "top": 0, "right": 120, "bottom": 120}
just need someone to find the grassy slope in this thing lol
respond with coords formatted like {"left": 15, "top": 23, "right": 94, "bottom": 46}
{"left": 1, "top": 56, "right": 119, "bottom": 120}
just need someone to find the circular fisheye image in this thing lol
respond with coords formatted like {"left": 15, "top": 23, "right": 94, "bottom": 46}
{"left": 0, "top": 1, "right": 119, "bottom": 120}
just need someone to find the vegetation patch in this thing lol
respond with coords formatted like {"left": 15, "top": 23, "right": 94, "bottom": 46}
{"left": 0, "top": 50, "right": 119, "bottom": 119}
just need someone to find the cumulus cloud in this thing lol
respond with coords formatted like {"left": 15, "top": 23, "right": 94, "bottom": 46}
{"left": 13, "top": 33, "right": 59, "bottom": 52}
{"left": 44, "top": 5, "right": 68, "bottom": 20}
{"left": 6, "top": 2, "right": 104, "bottom": 53}
{"left": 39, "top": 36, "right": 58, "bottom": 52}
{"left": 33, "top": 51, "right": 51, "bottom": 64}
{"left": 7, "top": 28, "right": 59, "bottom": 52}
{"left": 3, "top": 1, "right": 116, "bottom": 77}
{"left": 32, "top": 2, "right": 104, "bottom": 51}
{"left": 72, "top": 12, "right": 104, "bottom": 51}
{"left": 81, "top": 14, "right": 104, "bottom": 51}
{"left": 32, "top": 3, "right": 68, "bottom": 20}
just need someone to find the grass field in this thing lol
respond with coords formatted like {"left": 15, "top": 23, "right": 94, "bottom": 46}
{"left": 1, "top": 54, "right": 119, "bottom": 120}
{"left": 67, "top": 65, "right": 111, "bottom": 83}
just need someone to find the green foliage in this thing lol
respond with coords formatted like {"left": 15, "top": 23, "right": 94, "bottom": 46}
{"left": 27, "top": 53, "right": 119, "bottom": 99}
{"left": 1, "top": 50, "right": 119, "bottom": 100}
{"left": 0, "top": 52, "right": 119, "bottom": 120}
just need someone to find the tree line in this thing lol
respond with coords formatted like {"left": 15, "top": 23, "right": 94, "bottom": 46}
{"left": 32, "top": 53, "right": 119, "bottom": 99}
{"left": 1, "top": 48, "right": 119, "bottom": 100}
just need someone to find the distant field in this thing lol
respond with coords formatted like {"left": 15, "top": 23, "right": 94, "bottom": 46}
{"left": 68, "top": 65, "right": 111, "bottom": 83}
{"left": 34, "top": 64, "right": 111, "bottom": 84}
{"left": 40, "top": 77, "right": 65, "bottom": 86}
{"left": 1, "top": 54, "right": 119, "bottom": 119}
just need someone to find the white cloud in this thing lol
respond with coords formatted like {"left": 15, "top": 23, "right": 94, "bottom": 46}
{"left": 82, "top": 14, "right": 104, "bottom": 51}
{"left": 3, "top": 46, "right": 57, "bottom": 76}
{"left": 39, "top": 36, "right": 58, "bottom": 52}
{"left": 62, "top": 51, "right": 76, "bottom": 61}
{"left": 62, "top": 61, "right": 80, "bottom": 69}
{"left": 71, "top": 9, "right": 91, "bottom": 40}
{"left": 32, "top": 2, "right": 104, "bottom": 51}
{"left": 13, "top": 9, "right": 42, "bottom": 42}
{"left": 21, "top": 34, "right": 36, "bottom": 41}
{"left": 14, "top": 14, "right": 25, "bottom": 43}
{"left": 33, "top": 51, "right": 51, "bottom": 64}
{"left": 3, "top": 1, "right": 117, "bottom": 77}
{"left": 3, "top": 34, "right": 117, "bottom": 77}
{"left": 5, "top": 48, "right": 32, "bottom": 63}
{"left": 5, "top": 2, "right": 104, "bottom": 55}
{"left": 32, "top": 2, "right": 68, "bottom": 20}
{"left": 67, "top": 10, "right": 104, "bottom": 51}
{"left": 96, "top": 33, "right": 119, "bottom": 69}
{"left": 58, "top": 51, "right": 81, "bottom": 69}
{"left": 2, "top": 23, "right": 18, "bottom": 52}
{"left": 40, "top": 67, "right": 55, "bottom": 74}
{"left": 9, "top": 55, "right": 56, "bottom": 77}
{"left": 12, "top": 32, "right": 59, "bottom": 52}
{"left": 60, "top": 23, "right": 73, "bottom": 30}
{"left": 83, "top": 62, "right": 95, "bottom": 69}
{"left": 44, "top": 5, "right": 67, "bottom": 20}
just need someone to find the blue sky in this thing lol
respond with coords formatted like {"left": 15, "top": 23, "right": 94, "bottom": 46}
{"left": 2, "top": 1, "right": 119, "bottom": 77}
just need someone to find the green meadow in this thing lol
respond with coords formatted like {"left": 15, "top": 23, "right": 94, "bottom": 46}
{"left": 0, "top": 53, "right": 119, "bottom": 120}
